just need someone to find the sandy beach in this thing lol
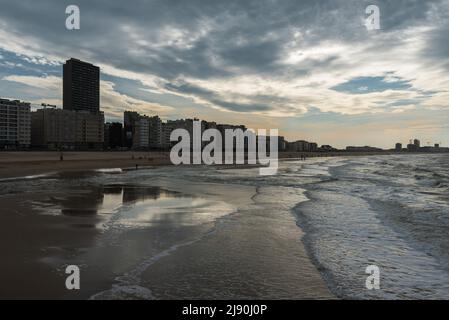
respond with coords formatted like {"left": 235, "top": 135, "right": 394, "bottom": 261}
{"left": 0, "top": 159, "right": 334, "bottom": 299}
{"left": 0, "top": 150, "right": 395, "bottom": 180}
{"left": 0, "top": 151, "right": 173, "bottom": 179}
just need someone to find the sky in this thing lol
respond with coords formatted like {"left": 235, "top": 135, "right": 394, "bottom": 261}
{"left": 0, "top": 0, "right": 448, "bottom": 148}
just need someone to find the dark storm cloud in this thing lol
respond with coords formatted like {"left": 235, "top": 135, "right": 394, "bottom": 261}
{"left": 210, "top": 99, "right": 272, "bottom": 112}
{"left": 0, "top": 0, "right": 443, "bottom": 78}
{"left": 165, "top": 80, "right": 297, "bottom": 113}
{"left": 0, "top": 0, "right": 448, "bottom": 114}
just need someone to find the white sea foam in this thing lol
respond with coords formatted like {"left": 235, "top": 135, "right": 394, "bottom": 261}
{"left": 295, "top": 154, "right": 449, "bottom": 299}
{"left": 94, "top": 168, "right": 123, "bottom": 174}
{"left": 0, "top": 172, "right": 54, "bottom": 182}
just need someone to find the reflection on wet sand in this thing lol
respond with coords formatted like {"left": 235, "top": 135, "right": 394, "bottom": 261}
{"left": 34, "top": 185, "right": 181, "bottom": 218}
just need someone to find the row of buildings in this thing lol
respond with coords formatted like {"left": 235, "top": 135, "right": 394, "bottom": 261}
{"left": 1, "top": 57, "right": 326, "bottom": 152}
{"left": 395, "top": 139, "right": 447, "bottom": 152}
{"left": 109, "top": 110, "right": 325, "bottom": 152}
{"left": 1, "top": 58, "right": 103, "bottom": 150}
{"left": 1, "top": 94, "right": 324, "bottom": 152}
{"left": 0, "top": 101, "right": 104, "bottom": 150}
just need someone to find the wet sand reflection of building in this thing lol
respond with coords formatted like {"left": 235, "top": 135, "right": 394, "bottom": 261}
{"left": 59, "top": 185, "right": 179, "bottom": 217}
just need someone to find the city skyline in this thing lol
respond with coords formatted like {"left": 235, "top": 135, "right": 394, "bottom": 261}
{"left": 0, "top": 0, "right": 448, "bottom": 148}
{"left": 2, "top": 56, "right": 444, "bottom": 151}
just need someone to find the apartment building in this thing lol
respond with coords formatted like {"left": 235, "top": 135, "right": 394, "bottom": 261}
{"left": 0, "top": 98, "right": 31, "bottom": 149}
{"left": 31, "top": 108, "right": 104, "bottom": 150}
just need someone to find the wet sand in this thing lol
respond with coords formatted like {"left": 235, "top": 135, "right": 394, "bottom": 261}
{"left": 0, "top": 193, "right": 105, "bottom": 299}
{"left": 0, "top": 151, "right": 172, "bottom": 179}
{"left": 0, "top": 165, "right": 334, "bottom": 300}
{"left": 0, "top": 151, "right": 393, "bottom": 180}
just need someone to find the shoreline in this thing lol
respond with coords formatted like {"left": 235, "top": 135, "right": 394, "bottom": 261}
{"left": 292, "top": 153, "right": 449, "bottom": 299}
{"left": 0, "top": 151, "right": 172, "bottom": 179}
{"left": 0, "top": 150, "right": 418, "bottom": 180}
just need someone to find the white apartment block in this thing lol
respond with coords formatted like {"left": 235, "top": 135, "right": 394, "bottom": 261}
{"left": 133, "top": 117, "right": 150, "bottom": 149}
{"left": 0, "top": 98, "right": 31, "bottom": 148}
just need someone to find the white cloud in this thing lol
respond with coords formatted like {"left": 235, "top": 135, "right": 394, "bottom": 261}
{"left": 3, "top": 74, "right": 61, "bottom": 91}
{"left": 2, "top": 74, "right": 174, "bottom": 120}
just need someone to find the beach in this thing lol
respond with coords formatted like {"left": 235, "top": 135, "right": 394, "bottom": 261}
{"left": 0, "top": 151, "right": 173, "bottom": 179}
{"left": 0, "top": 158, "right": 334, "bottom": 299}
{"left": 2, "top": 153, "right": 448, "bottom": 299}
{"left": 0, "top": 151, "right": 396, "bottom": 180}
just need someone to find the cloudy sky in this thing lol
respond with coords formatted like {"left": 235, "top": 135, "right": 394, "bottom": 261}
{"left": 0, "top": 0, "right": 448, "bottom": 148}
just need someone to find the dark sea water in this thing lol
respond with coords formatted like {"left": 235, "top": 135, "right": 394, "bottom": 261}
{"left": 1, "top": 154, "right": 449, "bottom": 299}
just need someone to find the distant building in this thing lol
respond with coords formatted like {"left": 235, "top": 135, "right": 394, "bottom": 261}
{"left": 288, "top": 140, "right": 311, "bottom": 152}
{"left": 346, "top": 146, "right": 383, "bottom": 152}
{"left": 31, "top": 108, "right": 104, "bottom": 150}
{"left": 160, "top": 121, "right": 175, "bottom": 150}
{"left": 216, "top": 123, "right": 246, "bottom": 137}
{"left": 319, "top": 145, "right": 338, "bottom": 152}
{"left": 0, "top": 98, "right": 31, "bottom": 149}
{"left": 104, "top": 122, "right": 123, "bottom": 149}
{"left": 124, "top": 111, "right": 141, "bottom": 149}
{"left": 124, "top": 111, "right": 165, "bottom": 150}
{"left": 414, "top": 139, "right": 421, "bottom": 149}
{"left": 74, "top": 111, "right": 104, "bottom": 149}
{"left": 63, "top": 58, "right": 100, "bottom": 114}
{"left": 31, "top": 107, "right": 76, "bottom": 149}
{"left": 148, "top": 116, "right": 162, "bottom": 149}
{"left": 162, "top": 119, "right": 192, "bottom": 150}
{"left": 278, "top": 136, "right": 287, "bottom": 152}
{"left": 134, "top": 117, "right": 150, "bottom": 149}
{"left": 407, "top": 139, "right": 420, "bottom": 152}
{"left": 395, "top": 143, "right": 402, "bottom": 151}
{"left": 121, "top": 111, "right": 292, "bottom": 153}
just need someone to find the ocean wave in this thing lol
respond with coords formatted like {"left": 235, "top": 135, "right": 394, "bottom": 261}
{"left": 295, "top": 154, "right": 449, "bottom": 299}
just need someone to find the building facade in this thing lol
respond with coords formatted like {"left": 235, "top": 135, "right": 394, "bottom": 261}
{"left": 288, "top": 140, "right": 308, "bottom": 152}
{"left": 31, "top": 107, "right": 76, "bottom": 149}
{"left": 31, "top": 108, "right": 104, "bottom": 150}
{"left": 124, "top": 111, "right": 166, "bottom": 150}
{"left": 0, "top": 98, "right": 31, "bottom": 149}
{"left": 63, "top": 58, "right": 100, "bottom": 113}
{"left": 74, "top": 111, "right": 104, "bottom": 149}
{"left": 148, "top": 116, "right": 162, "bottom": 149}
{"left": 104, "top": 122, "right": 123, "bottom": 149}
{"left": 133, "top": 117, "right": 150, "bottom": 149}
{"left": 124, "top": 111, "right": 141, "bottom": 149}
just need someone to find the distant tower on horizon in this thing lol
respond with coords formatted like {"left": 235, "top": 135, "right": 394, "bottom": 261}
{"left": 414, "top": 139, "right": 420, "bottom": 148}
{"left": 63, "top": 58, "right": 100, "bottom": 113}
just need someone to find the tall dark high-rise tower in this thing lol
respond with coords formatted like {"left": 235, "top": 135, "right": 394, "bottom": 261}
{"left": 63, "top": 58, "right": 100, "bottom": 113}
